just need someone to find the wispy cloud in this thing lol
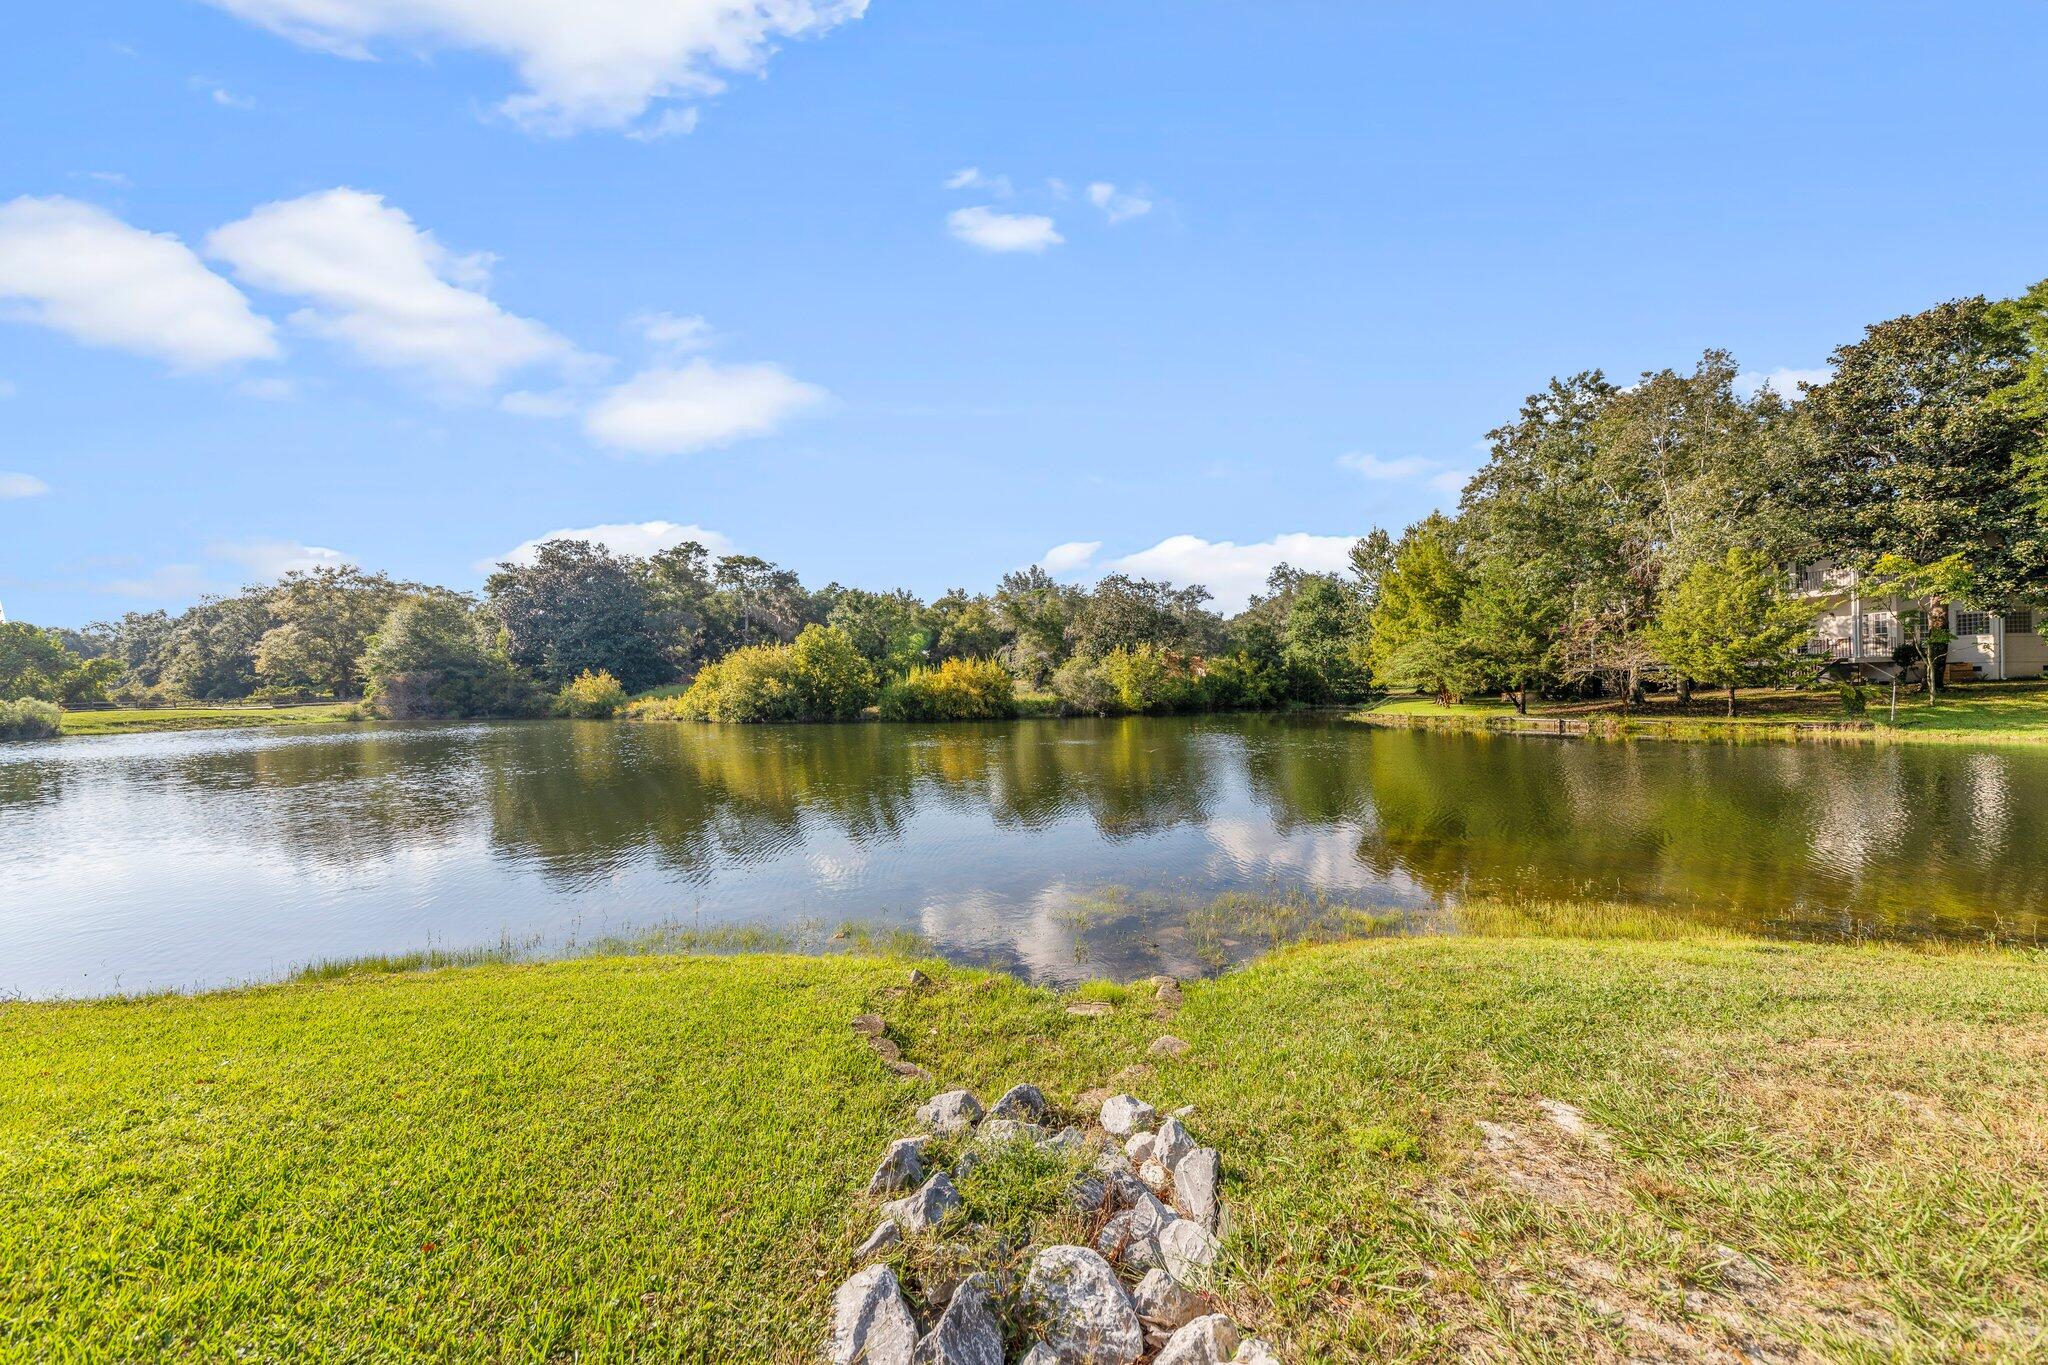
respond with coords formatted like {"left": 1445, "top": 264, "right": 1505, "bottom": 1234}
{"left": 1107, "top": 533, "right": 1362, "bottom": 614}
{"left": 1037, "top": 540, "right": 1101, "bottom": 575}
{"left": 190, "top": 76, "right": 256, "bottom": 110}
{"left": 947, "top": 206, "right": 1063, "bottom": 254}
{"left": 1338, "top": 451, "right": 1470, "bottom": 501}
{"left": 945, "top": 167, "right": 1013, "bottom": 196}
{"left": 0, "top": 472, "right": 50, "bottom": 499}
{"left": 1085, "top": 181, "right": 1152, "bottom": 224}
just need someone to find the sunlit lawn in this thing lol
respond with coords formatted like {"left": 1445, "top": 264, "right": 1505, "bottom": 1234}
{"left": 6, "top": 913, "right": 2046, "bottom": 1359}
{"left": 1355, "top": 679, "right": 2048, "bottom": 743}
{"left": 58, "top": 703, "right": 361, "bottom": 736}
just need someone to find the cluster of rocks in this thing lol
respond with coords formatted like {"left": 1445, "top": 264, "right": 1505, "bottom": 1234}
{"left": 829, "top": 1080, "right": 1278, "bottom": 1364}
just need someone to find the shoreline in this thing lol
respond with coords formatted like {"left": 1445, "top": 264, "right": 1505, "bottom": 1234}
{"left": 6, "top": 915, "right": 2044, "bottom": 1358}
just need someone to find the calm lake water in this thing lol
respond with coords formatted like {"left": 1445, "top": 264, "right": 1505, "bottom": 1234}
{"left": 5, "top": 714, "right": 2047, "bottom": 998}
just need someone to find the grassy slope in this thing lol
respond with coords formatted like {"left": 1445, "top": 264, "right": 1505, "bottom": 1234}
{"left": 1354, "top": 679, "right": 2048, "bottom": 744}
{"left": 58, "top": 703, "right": 361, "bottom": 736}
{"left": 4, "top": 931, "right": 2046, "bottom": 1361}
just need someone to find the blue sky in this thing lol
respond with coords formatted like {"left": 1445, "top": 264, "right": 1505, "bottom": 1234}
{"left": 4, "top": 2, "right": 2046, "bottom": 626}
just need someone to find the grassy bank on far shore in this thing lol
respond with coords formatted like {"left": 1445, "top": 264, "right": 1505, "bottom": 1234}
{"left": 57, "top": 702, "right": 364, "bottom": 736}
{"left": 1352, "top": 678, "right": 2048, "bottom": 745}
{"left": 5, "top": 909, "right": 2044, "bottom": 1359}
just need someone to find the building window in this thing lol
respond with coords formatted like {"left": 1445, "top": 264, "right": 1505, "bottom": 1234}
{"left": 1954, "top": 610, "right": 1993, "bottom": 635}
{"left": 2009, "top": 610, "right": 2036, "bottom": 635}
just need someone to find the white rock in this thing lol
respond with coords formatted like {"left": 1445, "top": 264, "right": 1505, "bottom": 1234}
{"left": 1100, "top": 1094, "right": 1158, "bottom": 1137}
{"left": 1094, "top": 1189, "right": 1175, "bottom": 1269}
{"left": 975, "top": 1118, "right": 1048, "bottom": 1147}
{"left": 1022, "top": 1246, "right": 1144, "bottom": 1364}
{"left": 989, "top": 1082, "right": 1048, "bottom": 1122}
{"left": 1138, "top": 1159, "right": 1171, "bottom": 1195}
{"left": 854, "top": 1220, "right": 902, "bottom": 1259}
{"left": 881, "top": 1172, "right": 962, "bottom": 1233}
{"left": 1154, "top": 1116, "right": 1196, "bottom": 1169}
{"left": 1232, "top": 1337, "right": 1282, "bottom": 1364}
{"left": 1160, "top": 1218, "right": 1221, "bottom": 1288}
{"left": 1018, "top": 1346, "right": 1061, "bottom": 1365}
{"left": 1171, "top": 1147, "right": 1221, "bottom": 1231}
{"left": 1132, "top": 1268, "right": 1204, "bottom": 1329}
{"left": 1154, "top": 1314, "right": 1241, "bottom": 1365}
{"left": 1124, "top": 1132, "right": 1158, "bottom": 1165}
{"left": 830, "top": 1264, "right": 918, "bottom": 1365}
{"left": 916, "top": 1090, "right": 985, "bottom": 1135}
{"left": 913, "top": 1272, "right": 1003, "bottom": 1365}
{"left": 868, "top": 1136, "right": 927, "bottom": 1195}
{"left": 1040, "top": 1125, "right": 1085, "bottom": 1153}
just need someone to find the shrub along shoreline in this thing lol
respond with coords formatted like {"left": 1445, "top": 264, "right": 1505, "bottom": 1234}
{"left": 4, "top": 905, "right": 2044, "bottom": 1358}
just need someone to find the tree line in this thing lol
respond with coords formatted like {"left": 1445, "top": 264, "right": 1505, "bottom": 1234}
{"left": 5, "top": 278, "right": 2043, "bottom": 725}
{"left": 0, "top": 540, "right": 1375, "bottom": 722}
{"left": 1365, "top": 279, "right": 2048, "bottom": 714}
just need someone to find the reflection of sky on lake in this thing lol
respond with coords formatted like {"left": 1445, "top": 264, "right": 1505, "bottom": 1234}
{"left": 5, "top": 714, "right": 2048, "bottom": 998}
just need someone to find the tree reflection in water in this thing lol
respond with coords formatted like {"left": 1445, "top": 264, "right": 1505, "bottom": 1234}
{"left": 5, "top": 715, "right": 2048, "bottom": 996}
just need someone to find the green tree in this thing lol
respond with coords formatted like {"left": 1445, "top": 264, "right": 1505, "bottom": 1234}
{"left": 1281, "top": 574, "right": 1371, "bottom": 700}
{"left": 0, "top": 621, "right": 76, "bottom": 701}
{"left": 486, "top": 540, "right": 670, "bottom": 692}
{"left": 1455, "top": 556, "right": 1565, "bottom": 714}
{"left": 362, "top": 594, "right": 536, "bottom": 719}
{"left": 994, "top": 567, "right": 1081, "bottom": 687}
{"left": 1802, "top": 295, "right": 2048, "bottom": 690}
{"left": 824, "top": 587, "right": 931, "bottom": 677}
{"left": 1069, "top": 574, "right": 1221, "bottom": 659}
{"left": 1644, "top": 548, "right": 1812, "bottom": 716}
{"left": 158, "top": 592, "right": 274, "bottom": 699}
{"left": 255, "top": 565, "right": 408, "bottom": 697}
{"left": 1988, "top": 277, "right": 2048, "bottom": 514}
{"left": 1368, "top": 514, "right": 1469, "bottom": 696}
{"left": 923, "top": 590, "right": 1010, "bottom": 663}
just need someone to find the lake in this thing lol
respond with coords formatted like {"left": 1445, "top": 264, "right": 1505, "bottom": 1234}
{"left": 5, "top": 714, "right": 2046, "bottom": 998}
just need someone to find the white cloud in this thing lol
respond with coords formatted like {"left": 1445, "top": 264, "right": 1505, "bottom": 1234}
{"left": 945, "top": 167, "right": 1012, "bottom": 196}
{"left": 624, "top": 107, "right": 700, "bottom": 141}
{"left": 0, "top": 196, "right": 278, "bottom": 370}
{"left": 208, "top": 187, "right": 575, "bottom": 390}
{"left": 0, "top": 472, "right": 50, "bottom": 499}
{"left": 1085, "top": 181, "right": 1152, "bottom": 224}
{"left": 0, "top": 379, "right": 15, "bottom": 398}
{"left": 102, "top": 564, "right": 215, "bottom": 600}
{"left": 1107, "top": 532, "right": 1361, "bottom": 614}
{"left": 1337, "top": 451, "right": 1434, "bottom": 480}
{"left": 947, "top": 206, "right": 1063, "bottom": 254}
{"left": 583, "top": 359, "right": 825, "bottom": 455}
{"left": 1735, "top": 366, "right": 1831, "bottom": 400}
{"left": 491, "top": 519, "right": 735, "bottom": 569}
{"left": 201, "top": 0, "right": 869, "bottom": 135}
{"left": 499, "top": 388, "right": 579, "bottom": 418}
{"left": 1338, "top": 450, "right": 1470, "bottom": 503}
{"left": 73, "top": 170, "right": 132, "bottom": 187}
{"left": 191, "top": 77, "right": 256, "bottom": 109}
{"left": 238, "top": 376, "right": 298, "bottom": 400}
{"left": 1038, "top": 540, "right": 1101, "bottom": 575}
{"left": 634, "top": 311, "right": 715, "bottom": 352}
{"left": 209, "top": 538, "right": 354, "bottom": 580}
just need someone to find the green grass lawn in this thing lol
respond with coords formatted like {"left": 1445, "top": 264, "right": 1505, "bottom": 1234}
{"left": 58, "top": 702, "right": 363, "bottom": 736}
{"left": 1354, "top": 678, "right": 2048, "bottom": 744}
{"left": 5, "top": 914, "right": 2045, "bottom": 1360}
